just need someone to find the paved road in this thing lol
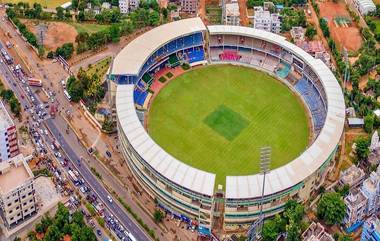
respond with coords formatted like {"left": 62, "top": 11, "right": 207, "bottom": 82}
{"left": 0, "top": 42, "right": 151, "bottom": 241}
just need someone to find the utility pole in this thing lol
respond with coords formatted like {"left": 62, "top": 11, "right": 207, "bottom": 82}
{"left": 247, "top": 147, "right": 272, "bottom": 241}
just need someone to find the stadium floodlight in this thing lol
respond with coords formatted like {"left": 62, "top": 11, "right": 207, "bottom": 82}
{"left": 247, "top": 147, "right": 271, "bottom": 241}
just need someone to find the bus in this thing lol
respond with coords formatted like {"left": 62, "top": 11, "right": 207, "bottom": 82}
{"left": 67, "top": 170, "right": 80, "bottom": 185}
{"left": 28, "top": 78, "right": 42, "bottom": 87}
{"left": 127, "top": 234, "right": 137, "bottom": 241}
{"left": 63, "top": 89, "right": 71, "bottom": 101}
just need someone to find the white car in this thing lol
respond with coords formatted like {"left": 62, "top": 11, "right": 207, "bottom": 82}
{"left": 107, "top": 195, "right": 113, "bottom": 203}
{"left": 44, "top": 129, "right": 48, "bottom": 135}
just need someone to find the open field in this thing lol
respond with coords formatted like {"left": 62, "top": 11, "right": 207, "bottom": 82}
{"left": 148, "top": 65, "right": 310, "bottom": 186}
{"left": 318, "top": 1, "right": 362, "bottom": 51}
{"left": 1, "top": 0, "right": 69, "bottom": 9}
{"left": 69, "top": 22, "right": 110, "bottom": 34}
{"left": 22, "top": 20, "right": 77, "bottom": 51}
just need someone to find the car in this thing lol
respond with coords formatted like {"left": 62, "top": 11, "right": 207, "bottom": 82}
{"left": 106, "top": 151, "right": 112, "bottom": 158}
{"left": 44, "top": 129, "right": 48, "bottom": 135}
{"left": 96, "top": 229, "right": 102, "bottom": 236}
{"left": 51, "top": 144, "right": 55, "bottom": 151}
{"left": 107, "top": 195, "right": 113, "bottom": 203}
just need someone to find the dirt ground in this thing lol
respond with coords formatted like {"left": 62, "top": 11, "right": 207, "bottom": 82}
{"left": 23, "top": 20, "right": 77, "bottom": 51}
{"left": 238, "top": 0, "right": 249, "bottom": 26}
{"left": 318, "top": 1, "right": 362, "bottom": 52}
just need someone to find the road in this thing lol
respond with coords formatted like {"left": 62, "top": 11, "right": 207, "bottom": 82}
{"left": 0, "top": 41, "right": 152, "bottom": 241}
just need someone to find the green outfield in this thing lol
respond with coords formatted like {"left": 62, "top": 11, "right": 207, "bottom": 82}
{"left": 148, "top": 65, "right": 310, "bottom": 186}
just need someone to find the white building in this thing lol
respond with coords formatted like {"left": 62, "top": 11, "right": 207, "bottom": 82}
{"left": 0, "top": 101, "right": 19, "bottom": 162}
{"left": 361, "top": 169, "right": 380, "bottom": 215}
{"left": 353, "top": 0, "right": 376, "bottom": 15}
{"left": 339, "top": 165, "right": 365, "bottom": 189}
{"left": 0, "top": 154, "right": 37, "bottom": 228}
{"left": 301, "top": 222, "right": 334, "bottom": 241}
{"left": 129, "top": 0, "right": 140, "bottom": 11}
{"left": 224, "top": 3, "right": 240, "bottom": 26}
{"left": 344, "top": 189, "right": 368, "bottom": 228}
{"left": 119, "top": 0, "right": 129, "bottom": 14}
{"left": 253, "top": 6, "right": 281, "bottom": 33}
{"left": 181, "top": 0, "right": 198, "bottom": 13}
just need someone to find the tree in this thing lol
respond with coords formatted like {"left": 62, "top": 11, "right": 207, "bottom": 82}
{"left": 44, "top": 225, "right": 62, "bottom": 241}
{"left": 286, "top": 219, "right": 301, "bottom": 241}
{"left": 262, "top": 219, "right": 280, "bottom": 241}
{"left": 153, "top": 209, "right": 164, "bottom": 223}
{"left": 319, "top": 18, "right": 330, "bottom": 37}
{"left": 317, "top": 192, "right": 346, "bottom": 225}
{"left": 339, "top": 235, "right": 353, "bottom": 241}
{"left": 305, "top": 25, "right": 317, "bottom": 40}
{"left": 355, "top": 137, "right": 370, "bottom": 161}
{"left": 56, "top": 6, "right": 65, "bottom": 20}
{"left": 109, "top": 24, "right": 121, "bottom": 43}
{"left": 149, "top": 11, "right": 160, "bottom": 26}
{"left": 364, "top": 114, "right": 374, "bottom": 133}
{"left": 77, "top": 10, "right": 85, "bottom": 22}
{"left": 55, "top": 43, "right": 74, "bottom": 60}
{"left": 67, "top": 75, "right": 83, "bottom": 102}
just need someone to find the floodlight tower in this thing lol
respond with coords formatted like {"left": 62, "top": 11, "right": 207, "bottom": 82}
{"left": 247, "top": 147, "right": 272, "bottom": 241}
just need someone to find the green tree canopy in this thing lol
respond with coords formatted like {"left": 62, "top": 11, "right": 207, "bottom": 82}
{"left": 317, "top": 192, "right": 346, "bottom": 225}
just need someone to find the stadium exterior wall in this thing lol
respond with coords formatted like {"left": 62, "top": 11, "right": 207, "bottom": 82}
{"left": 113, "top": 18, "right": 345, "bottom": 232}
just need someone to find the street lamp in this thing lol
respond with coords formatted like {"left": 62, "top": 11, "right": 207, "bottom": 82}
{"left": 247, "top": 146, "right": 271, "bottom": 241}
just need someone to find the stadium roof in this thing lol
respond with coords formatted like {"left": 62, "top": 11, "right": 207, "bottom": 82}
{"left": 111, "top": 18, "right": 206, "bottom": 76}
{"left": 207, "top": 25, "right": 345, "bottom": 199}
{"left": 115, "top": 20, "right": 345, "bottom": 199}
{"left": 116, "top": 85, "right": 216, "bottom": 196}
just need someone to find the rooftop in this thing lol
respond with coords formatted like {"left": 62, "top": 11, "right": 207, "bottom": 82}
{"left": 0, "top": 154, "right": 33, "bottom": 195}
{"left": 111, "top": 18, "right": 206, "bottom": 76}
{"left": 302, "top": 222, "right": 334, "bottom": 241}
{"left": 340, "top": 165, "right": 365, "bottom": 186}
{"left": 345, "top": 188, "right": 367, "bottom": 207}
{"left": 226, "top": 3, "right": 240, "bottom": 17}
{"left": 0, "top": 101, "right": 14, "bottom": 131}
{"left": 296, "top": 40, "right": 325, "bottom": 54}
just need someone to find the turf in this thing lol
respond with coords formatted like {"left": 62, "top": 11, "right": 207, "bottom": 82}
{"left": 4, "top": 0, "right": 69, "bottom": 9}
{"left": 148, "top": 65, "right": 310, "bottom": 187}
{"left": 69, "top": 22, "right": 110, "bottom": 34}
{"left": 203, "top": 105, "right": 249, "bottom": 141}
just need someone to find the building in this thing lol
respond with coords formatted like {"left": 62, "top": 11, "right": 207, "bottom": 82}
{"left": 369, "top": 131, "right": 380, "bottom": 165}
{"left": 353, "top": 0, "right": 376, "bottom": 15}
{"left": 296, "top": 40, "right": 331, "bottom": 67}
{"left": 290, "top": 26, "right": 305, "bottom": 41}
{"left": 181, "top": 0, "right": 198, "bottom": 13}
{"left": 224, "top": 3, "right": 240, "bottom": 26}
{"left": 361, "top": 169, "right": 380, "bottom": 215}
{"left": 347, "top": 118, "right": 364, "bottom": 128}
{"left": 344, "top": 189, "right": 368, "bottom": 228}
{"left": 339, "top": 165, "right": 365, "bottom": 189}
{"left": 0, "top": 101, "right": 19, "bottom": 162}
{"left": 253, "top": 6, "right": 281, "bottom": 33}
{"left": 301, "top": 222, "right": 334, "bottom": 241}
{"left": 119, "top": 0, "right": 129, "bottom": 14}
{"left": 101, "top": 2, "right": 111, "bottom": 9}
{"left": 129, "top": 0, "right": 140, "bottom": 11}
{"left": 110, "top": 18, "right": 344, "bottom": 232}
{"left": 0, "top": 154, "right": 37, "bottom": 228}
{"left": 361, "top": 216, "right": 380, "bottom": 241}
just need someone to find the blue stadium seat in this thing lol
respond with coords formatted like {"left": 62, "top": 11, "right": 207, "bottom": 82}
{"left": 294, "top": 77, "right": 326, "bottom": 131}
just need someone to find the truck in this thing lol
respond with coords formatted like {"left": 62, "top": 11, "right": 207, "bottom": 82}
{"left": 28, "top": 78, "right": 42, "bottom": 87}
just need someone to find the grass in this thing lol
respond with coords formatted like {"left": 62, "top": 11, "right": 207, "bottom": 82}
{"left": 69, "top": 22, "right": 110, "bottom": 34}
{"left": 148, "top": 65, "right": 310, "bottom": 186}
{"left": 373, "top": 18, "right": 380, "bottom": 35}
{"left": 203, "top": 105, "right": 249, "bottom": 141}
{"left": 2, "top": 0, "right": 68, "bottom": 8}
{"left": 86, "top": 57, "right": 112, "bottom": 78}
